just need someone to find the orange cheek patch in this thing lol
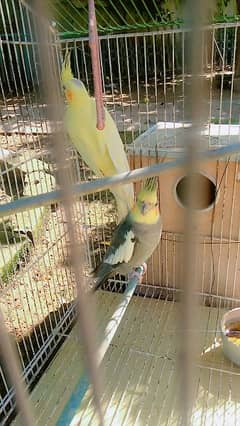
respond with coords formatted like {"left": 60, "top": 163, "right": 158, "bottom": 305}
{"left": 66, "top": 90, "right": 73, "bottom": 102}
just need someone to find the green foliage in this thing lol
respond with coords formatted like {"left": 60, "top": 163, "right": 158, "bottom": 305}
{"left": 1, "top": 0, "right": 239, "bottom": 39}
{"left": 216, "top": 0, "right": 237, "bottom": 17}
{"left": 48, "top": 0, "right": 240, "bottom": 38}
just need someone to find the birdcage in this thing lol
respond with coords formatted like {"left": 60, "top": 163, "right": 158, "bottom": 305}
{"left": 1, "top": 0, "right": 240, "bottom": 425}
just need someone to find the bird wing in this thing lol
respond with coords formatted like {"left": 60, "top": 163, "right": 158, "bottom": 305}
{"left": 99, "top": 109, "right": 135, "bottom": 216}
{"left": 104, "top": 219, "right": 136, "bottom": 267}
{"left": 97, "top": 108, "right": 131, "bottom": 174}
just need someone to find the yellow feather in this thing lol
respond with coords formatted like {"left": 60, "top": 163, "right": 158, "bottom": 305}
{"left": 61, "top": 52, "right": 134, "bottom": 221}
{"left": 131, "top": 207, "right": 159, "bottom": 225}
{"left": 131, "top": 178, "right": 160, "bottom": 225}
{"left": 61, "top": 51, "right": 73, "bottom": 85}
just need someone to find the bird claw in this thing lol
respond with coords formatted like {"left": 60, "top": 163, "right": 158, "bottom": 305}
{"left": 128, "top": 262, "right": 147, "bottom": 284}
{"left": 141, "top": 262, "right": 147, "bottom": 275}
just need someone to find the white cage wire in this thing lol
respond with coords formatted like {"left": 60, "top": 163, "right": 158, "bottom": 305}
{"left": 1, "top": 0, "right": 240, "bottom": 424}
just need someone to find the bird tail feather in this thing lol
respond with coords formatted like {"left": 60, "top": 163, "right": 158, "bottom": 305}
{"left": 111, "top": 184, "right": 134, "bottom": 222}
{"left": 92, "top": 262, "right": 113, "bottom": 291}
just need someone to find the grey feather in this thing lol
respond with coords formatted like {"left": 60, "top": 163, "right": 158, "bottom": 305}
{"left": 94, "top": 214, "right": 162, "bottom": 290}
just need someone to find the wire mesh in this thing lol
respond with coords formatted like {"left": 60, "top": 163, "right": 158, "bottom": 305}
{"left": 10, "top": 286, "right": 240, "bottom": 425}
{"left": 62, "top": 288, "right": 240, "bottom": 426}
{"left": 1, "top": 0, "right": 240, "bottom": 424}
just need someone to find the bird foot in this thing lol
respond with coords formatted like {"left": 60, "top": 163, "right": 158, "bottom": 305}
{"left": 128, "top": 262, "right": 147, "bottom": 284}
{"left": 141, "top": 262, "right": 147, "bottom": 275}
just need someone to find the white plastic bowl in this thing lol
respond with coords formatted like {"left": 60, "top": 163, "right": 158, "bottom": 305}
{"left": 221, "top": 307, "right": 240, "bottom": 366}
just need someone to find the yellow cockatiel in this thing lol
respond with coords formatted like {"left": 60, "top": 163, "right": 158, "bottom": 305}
{"left": 61, "top": 52, "right": 134, "bottom": 221}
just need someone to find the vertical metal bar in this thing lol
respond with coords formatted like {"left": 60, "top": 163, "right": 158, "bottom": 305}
{"left": 152, "top": 34, "right": 158, "bottom": 127}
{"left": 33, "top": 2, "right": 104, "bottom": 425}
{"left": 180, "top": 1, "right": 212, "bottom": 424}
{"left": 88, "top": 0, "right": 105, "bottom": 130}
{"left": 216, "top": 161, "right": 228, "bottom": 298}
{"left": 208, "top": 28, "right": 215, "bottom": 147}
{"left": 232, "top": 162, "right": 240, "bottom": 299}
{"left": 74, "top": 40, "right": 80, "bottom": 79}
{"left": 218, "top": 27, "right": 227, "bottom": 136}
{"left": 0, "top": 1, "right": 58, "bottom": 359}
{"left": 116, "top": 37, "right": 126, "bottom": 141}
{"left": 81, "top": 39, "right": 90, "bottom": 90}
{"left": 107, "top": 37, "right": 117, "bottom": 124}
{"left": 182, "top": 31, "right": 185, "bottom": 123}
{"left": 143, "top": 35, "right": 149, "bottom": 129}
{"left": 172, "top": 32, "right": 176, "bottom": 146}
{"left": 125, "top": 36, "right": 134, "bottom": 142}
{"left": 225, "top": 160, "right": 237, "bottom": 300}
{"left": 0, "top": 0, "right": 53, "bottom": 369}
{"left": 162, "top": 33, "right": 167, "bottom": 142}
{"left": 228, "top": 26, "right": 237, "bottom": 139}
{"left": 135, "top": 36, "right": 141, "bottom": 137}
{"left": 0, "top": 308, "right": 34, "bottom": 425}
{"left": 90, "top": 37, "right": 111, "bottom": 256}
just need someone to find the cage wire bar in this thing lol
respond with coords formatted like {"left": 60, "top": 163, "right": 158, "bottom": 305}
{"left": 54, "top": 23, "right": 240, "bottom": 147}
{"left": 0, "top": 1, "right": 80, "bottom": 422}
{"left": 0, "top": 0, "right": 81, "bottom": 421}
{"left": 0, "top": 142, "right": 240, "bottom": 219}
{"left": 29, "top": 1, "right": 104, "bottom": 424}
{"left": 180, "top": 0, "right": 212, "bottom": 422}
{"left": 1, "top": 0, "right": 240, "bottom": 424}
{"left": 0, "top": 307, "right": 34, "bottom": 425}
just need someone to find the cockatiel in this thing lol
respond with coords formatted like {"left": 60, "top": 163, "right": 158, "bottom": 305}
{"left": 61, "top": 52, "right": 134, "bottom": 222}
{"left": 94, "top": 177, "right": 162, "bottom": 290}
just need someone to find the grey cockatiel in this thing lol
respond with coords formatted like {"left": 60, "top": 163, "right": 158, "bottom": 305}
{"left": 94, "top": 177, "right": 162, "bottom": 290}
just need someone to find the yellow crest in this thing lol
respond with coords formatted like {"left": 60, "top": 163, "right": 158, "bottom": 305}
{"left": 61, "top": 50, "right": 73, "bottom": 85}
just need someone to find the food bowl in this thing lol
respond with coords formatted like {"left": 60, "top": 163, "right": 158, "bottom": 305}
{"left": 221, "top": 308, "right": 240, "bottom": 366}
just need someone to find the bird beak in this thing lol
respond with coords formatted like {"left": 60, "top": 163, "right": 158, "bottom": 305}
{"left": 141, "top": 202, "right": 148, "bottom": 215}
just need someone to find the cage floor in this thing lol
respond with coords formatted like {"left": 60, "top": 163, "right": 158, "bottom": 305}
{"left": 13, "top": 291, "right": 240, "bottom": 426}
